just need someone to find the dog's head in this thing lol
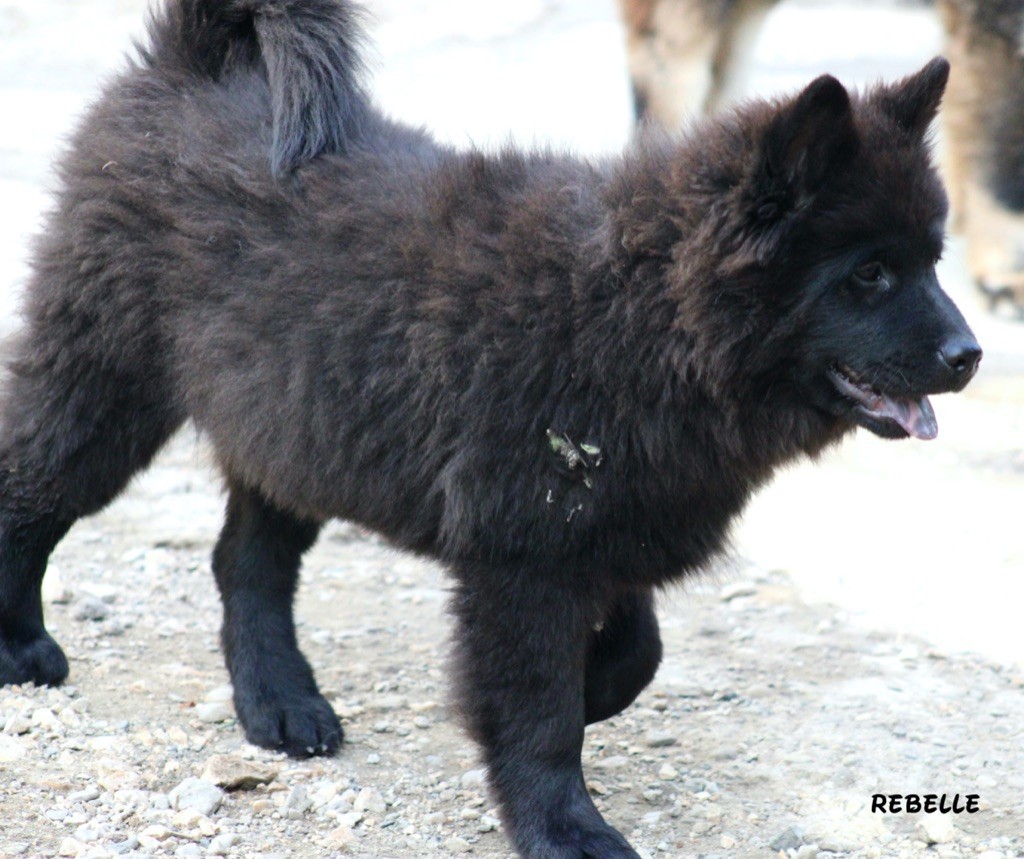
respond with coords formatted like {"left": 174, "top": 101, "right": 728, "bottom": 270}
{"left": 740, "top": 57, "right": 981, "bottom": 440}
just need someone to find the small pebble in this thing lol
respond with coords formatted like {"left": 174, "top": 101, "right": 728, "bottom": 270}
{"left": 31, "top": 708, "right": 61, "bottom": 731}
{"left": 141, "top": 824, "right": 173, "bottom": 841}
{"left": 208, "top": 833, "right": 240, "bottom": 856}
{"left": 108, "top": 836, "right": 140, "bottom": 855}
{"left": 68, "top": 785, "right": 101, "bottom": 803}
{"left": 58, "top": 838, "right": 84, "bottom": 857}
{"left": 460, "top": 769, "right": 486, "bottom": 789}
{"left": 769, "top": 826, "right": 806, "bottom": 851}
{"left": 445, "top": 835, "right": 472, "bottom": 853}
{"left": 195, "top": 701, "right": 234, "bottom": 723}
{"left": 336, "top": 811, "right": 364, "bottom": 828}
{"left": 3, "top": 714, "right": 32, "bottom": 735}
{"left": 353, "top": 787, "right": 386, "bottom": 814}
{"left": 71, "top": 595, "right": 110, "bottom": 621}
{"left": 595, "top": 755, "right": 629, "bottom": 771}
{"left": 917, "top": 816, "right": 957, "bottom": 845}
{"left": 644, "top": 730, "right": 677, "bottom": 748}
{"left": 204, "top": 684, "right": 234, "bottom": 703}
{"left": 282, "top": 785, "right": 311, "bottom": 816}
{"left": 169, "top": 777, "right": 224, "bottom": 816}
{"left": 200, "top": 753, "right": 278, "bottom": 790}
{"left": 325, "top": 825, "right": 358, "bottom": 850}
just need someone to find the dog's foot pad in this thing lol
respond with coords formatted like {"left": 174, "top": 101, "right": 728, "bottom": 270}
{"left": 238, "top": 692, "right": 343, "bottom": 758}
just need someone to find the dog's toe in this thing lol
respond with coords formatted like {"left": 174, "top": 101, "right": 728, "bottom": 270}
{"left": 239, "top": 692, "right": 343, "bottom": 758}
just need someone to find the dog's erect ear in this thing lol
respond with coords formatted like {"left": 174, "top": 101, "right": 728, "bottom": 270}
{"left": 762, "top": 74, "right": 859, "bottom": 202}
{"left": 876, "top": 57, "right": 950, "bottom": 136}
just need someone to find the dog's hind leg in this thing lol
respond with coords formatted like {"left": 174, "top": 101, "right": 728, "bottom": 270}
{"left": 0, "top": 355, "right": 182, "bottom": 687}
{"left": 452, "top": 571, "right": 641, "bottom": 859}
{"left": 211, "top": 482, "right": 341, "bottom": 757}
{"left": 584, "top": 590, "right": 662, "bottom": 725}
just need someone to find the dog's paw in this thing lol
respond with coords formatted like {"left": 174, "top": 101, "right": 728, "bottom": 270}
{"left": 0, "top": 630, "right": 69, "bottom": 687}
{"left": 517, "top": 819, "right": 640, "bottom": 859}
{"left": 236, "top": 691, "right": 343, "bottom": 758}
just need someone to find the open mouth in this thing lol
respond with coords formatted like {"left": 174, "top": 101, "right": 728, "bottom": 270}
{"left": 828, "top": 364, "right": 938, "bottom": 440}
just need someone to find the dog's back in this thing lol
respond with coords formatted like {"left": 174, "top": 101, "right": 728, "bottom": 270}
{"left": 19, "top": 0, "right": 602, "bottom": 549}
{"left": 12, "top": 0, "right": 404, "bottom": 517}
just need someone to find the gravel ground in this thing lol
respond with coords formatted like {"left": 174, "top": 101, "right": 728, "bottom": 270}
{"left": 1, "top": 431, "right": 1023, "bottom": 859}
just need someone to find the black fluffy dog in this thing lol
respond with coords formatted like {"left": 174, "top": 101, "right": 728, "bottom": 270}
{"left": 0, "top": 1, "right": 980, "bottom": 856}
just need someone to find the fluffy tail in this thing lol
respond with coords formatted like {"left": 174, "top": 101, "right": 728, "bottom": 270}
{"left": 145, "top": 0, "right": 370, "bottom": 175}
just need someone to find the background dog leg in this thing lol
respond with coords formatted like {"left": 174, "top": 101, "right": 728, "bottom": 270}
{"left": 618, "top": 0, "right": 776, "bottom": 126}
{"left": 451, "top": 573, "right": 641, "bottom": 859}
{"left": 938, "top": 0, "right": 1024, "bottom": 316}
{"left": 584, "top": 590, "right": 663, "bottom": 725}
{"left": 211, "top": 482, "right": 340, "bottom": 757}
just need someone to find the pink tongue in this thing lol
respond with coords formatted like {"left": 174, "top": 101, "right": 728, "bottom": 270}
{"left": 868, "top": 393, "right": 937, "bottom": 440}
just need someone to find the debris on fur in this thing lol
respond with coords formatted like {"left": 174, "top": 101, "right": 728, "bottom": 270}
{"left": 546, "top": 429, "right": 603, "bottom": 488}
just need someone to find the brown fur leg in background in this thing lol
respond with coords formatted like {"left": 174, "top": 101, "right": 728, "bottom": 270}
{"left": 939, "top": 0, "right": 1024, "bottom": 318}
{"left": 617, "top": 0, "right": 776, "bottom": 125}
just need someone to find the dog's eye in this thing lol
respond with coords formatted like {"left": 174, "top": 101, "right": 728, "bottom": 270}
{"left": 852, "top": 262, "right": 889, "bottom": 291}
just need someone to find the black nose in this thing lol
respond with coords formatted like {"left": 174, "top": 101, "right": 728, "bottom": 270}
{"left": 938, "top": 336, "right": 982, "bottom": 380}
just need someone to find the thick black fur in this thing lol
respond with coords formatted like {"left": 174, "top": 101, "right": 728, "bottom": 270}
{"left": 0, "top": 2, "right": 980, "bottom": 857}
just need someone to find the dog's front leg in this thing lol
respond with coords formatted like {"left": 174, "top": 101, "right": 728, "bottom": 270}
{"left": 212, "top": 482, "right": 341, "bottom": 757}
{"left": 451, "top": 570, "right": 641, "bottom": 859}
